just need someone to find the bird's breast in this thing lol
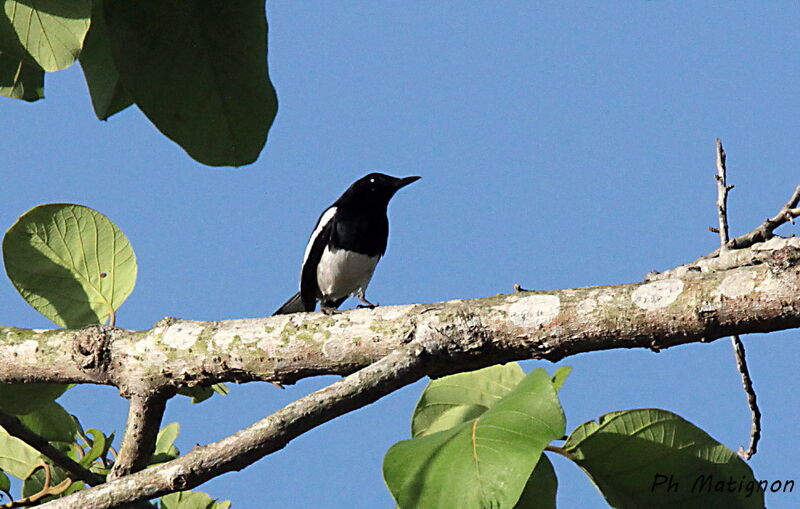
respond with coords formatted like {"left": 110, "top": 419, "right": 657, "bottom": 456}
{"left": 316, "top": 246, "right": 380, "bottom": 300}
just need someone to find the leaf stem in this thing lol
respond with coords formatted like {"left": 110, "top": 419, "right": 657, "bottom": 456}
{"left": 544, "top": 444, "right": 577, "bottom": 462}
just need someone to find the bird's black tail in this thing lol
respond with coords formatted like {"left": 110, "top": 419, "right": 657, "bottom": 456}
{"left": 273, "top": 292, "right": 307, "bottom": 315}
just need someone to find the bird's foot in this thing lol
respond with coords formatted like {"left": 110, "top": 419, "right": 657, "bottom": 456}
{"left": 357, "top": 297, "right": 377, "bottom": 309}
{"left": 321, "top": 306, "right": 340, "bottom": 315}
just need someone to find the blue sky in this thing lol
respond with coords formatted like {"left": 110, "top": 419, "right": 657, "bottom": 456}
{"left": 2, "top": 2, "right": 799, "bottom": 507}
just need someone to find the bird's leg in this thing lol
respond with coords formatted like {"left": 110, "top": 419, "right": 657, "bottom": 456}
{"left": 320, "top": 300, "right": 341, "bottom": 315}
{"left": 320, "top": 304, "right": 340, "bottom": 315}
{"left": 356, "top": 290, "right": 377, "bottom": 309}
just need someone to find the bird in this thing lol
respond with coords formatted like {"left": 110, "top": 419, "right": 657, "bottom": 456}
{"left": 273, "top": 172, "right": 420, "bottom": 315}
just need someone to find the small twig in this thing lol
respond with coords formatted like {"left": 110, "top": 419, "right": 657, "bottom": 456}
{"left": 108, "top": 393, "right": 168, "bottom": 480}
{"left": 0, "top": 410, "right": 105, "bottom": 486}
{"left": 731, "top": 337, "right": 761, "bottom": 460}
{"left": 1, "top": 463, "right": 73, "bottom": 508}
{"left": 715, "top": 138, "right": 731, "bottom": 250}
{"left": 726, "top": 185, "right": 800, "bottom": 251}
{"left": 712, "top": 138, "right": 761, "bottom": 460}
{"left": 699, "top": 184, "right": 800, "bottom": 261}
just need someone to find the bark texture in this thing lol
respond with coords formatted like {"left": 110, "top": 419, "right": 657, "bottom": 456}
{"left": 2, "top": 239, "right": 799, "bottom": 393}
{"left": 0, "top": 237, "right": 795, "bottom": 509}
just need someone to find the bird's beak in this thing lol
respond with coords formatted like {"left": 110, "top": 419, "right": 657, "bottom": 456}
{"left": 395, "top": 176, "right": 421, "bottom": 189}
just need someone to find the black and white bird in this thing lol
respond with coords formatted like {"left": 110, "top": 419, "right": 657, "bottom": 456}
{"left": 273, "top": 173, "right": 420, "bottom": 315}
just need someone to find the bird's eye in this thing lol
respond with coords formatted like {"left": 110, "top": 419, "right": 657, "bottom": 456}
{"left": 369, "top": 178, "right": 375, "bottom": 183}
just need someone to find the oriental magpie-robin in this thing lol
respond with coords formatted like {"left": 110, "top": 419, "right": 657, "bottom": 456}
{"left": 273, "top": 173, "right": 420, "bottom": 315}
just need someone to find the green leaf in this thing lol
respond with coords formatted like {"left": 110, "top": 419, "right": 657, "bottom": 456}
{"left": 3, "top": 0, "right": 91, "bottom": 71}
{"left": 0, "top": 427, "right": 40, "bottom": 479}
{"left": 150, "top": 422, "right": 179, "bottom": 464}
{"left": 63, "top": 480, "right": 86, "bottom": 496}
{"left": 0, "top": 470, "right": 10, "bottom": 493}
{"left": 550, "top": 366, "right": 571, "bottom": 392}
{"left": 514, "top": 453, "right": 557, "bottom": 509}
{"left": 412, "top": 362, "right": 526, "bottom": 437}
{"left": 104, "top": 0, "right": 278, "bottom": 167}
{"left": 3, "top": 203, "right": 138, "bottom": 328}
{"left": 384, "top": 368, "right": 566, "bottom": 509}
{"left": 17, "top": 400, "right": 78, "bottom": 442}
{"left": 79, "top": 0, "right": 132, "bottom": 119}
{"left": 161, "top": 490, "right": 229, "bottom": 509}
{"left": 564, "top": 408, "right": 764, "bottom": 508}
{"left": 79, "top": 429, "right": 107, "bottom": 468}
{"left": 177, "top": 386, "right": 213, "bottom": 404}
{"left": 177, "top": 383, "right": 229, "bottom": 404}
{"left": 0, "top": 51, "right": 43, "bottom": 101}
{"left": 0, "top": 382, "right": 68, "bottom": 415}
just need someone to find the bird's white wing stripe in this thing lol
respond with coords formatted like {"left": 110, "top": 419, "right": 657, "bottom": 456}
{"left": 302, "top": 206, "right": 337, "bottom": 269}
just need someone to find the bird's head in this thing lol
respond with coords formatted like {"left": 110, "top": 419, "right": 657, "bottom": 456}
{"left": 342, "top": 173, "right": 421, "bottom": 207}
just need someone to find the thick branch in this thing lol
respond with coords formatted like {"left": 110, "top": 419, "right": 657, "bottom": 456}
{"left": 0, "top": 410, "right": 105, "bottom": 486}
{"left": 40, "top": 338, "right": 437, "bottom": 509}
{"left": 0, "top": 195, "right": 792, "bottom": 507}
{"left": 108, "top": 394, "right": 168, "bottom": 480}
{"left": 2, "top": 238, "right": 800, "bottom": 392}
{"left": 38, "top": 239, "right": 800, "bottom": 508}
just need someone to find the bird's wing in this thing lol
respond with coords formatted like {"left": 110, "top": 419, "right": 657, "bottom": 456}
{"left": 299, "top": 206, "right": 337, "bottom": 311}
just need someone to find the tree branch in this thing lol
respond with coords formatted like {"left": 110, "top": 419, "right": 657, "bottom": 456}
{"left": 0, "top": 214, "right": 798, "bottom": 507}
{"left": 36, "top": 236, "right": 800, "bottom": 508}
{"left": 2, "top": 238, "right": 800, "bottom": 392}
{"left": 0, "top": 410, "right": 105, "bottom": 486}
{"left": 713, "top": 138, "right": 761, "bottom": 460}
{"left": 699, "top": 184, "right": 800, "bottom": 261}
{"left": 728, "top": 184, "right": 800, "bottom": 250}
{"left": 729, "top": 335, "right": 761, "bottom": 459}
{"left": 108, "top": 393, "right": 169, "bottom": 480}
{"left": 714, "top": 138, "right": 732, "bottom": 249}
{"left": 40, "top": 338, "right": 437, "bottom": 509}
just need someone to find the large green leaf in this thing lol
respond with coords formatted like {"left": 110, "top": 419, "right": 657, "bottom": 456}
{"left": 384, "top": 368, "right": 566, "bottom": 509}
{"left": 79, "top": 0, "right": 132, "bottom": 119}
{"left": 104, "top": 0, "right": 278, "bottom": 166}
{"left": 412, "top": 362, "right": 527, "bottom": 437}
{"left": 514, "top": 453, "right": 557, "bottom": 509}
{"left": 0, "top": 51, "right": 43, "bottom": 101}
{"left": 564, "top": 409, "right": 764, "bottom": 508}
{"left": 0, "top": 382, "right": 67, "bottom": 415}
{"left": 0, "top": 427, "right": 40, "bottom": 479}
{"left": 3, "top": 203, "right": 138, "bottom": 328}
{"left": 17, "top": 400, "right": 78, "bottom": 443}
{"left": 3, "top": 0, "right": 91, "bottom": 71}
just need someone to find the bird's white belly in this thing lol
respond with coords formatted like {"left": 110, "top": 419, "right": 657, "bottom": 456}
{"left": 317, "top": 247, "right": 379, "bottom": 300}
